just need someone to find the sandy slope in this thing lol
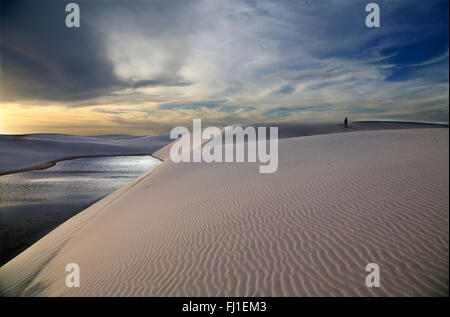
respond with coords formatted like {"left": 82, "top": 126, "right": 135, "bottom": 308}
{"left": 0, "top": 128, "right": 448, "bottom": 296}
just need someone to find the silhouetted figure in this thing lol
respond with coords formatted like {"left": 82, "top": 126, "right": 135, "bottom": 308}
{"left": 344, "top": 117, "right": 348, "bottom": 128}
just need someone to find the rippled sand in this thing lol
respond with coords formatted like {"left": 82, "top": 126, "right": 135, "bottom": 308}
{"left": 0, "top": 128, "right": 448, "bottom": 296}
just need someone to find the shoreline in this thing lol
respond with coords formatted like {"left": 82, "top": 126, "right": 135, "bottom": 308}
{"left": 0, "top": 153, "right": 162, "bottom": 177}
{"left": 0, "top": 154, "right": 164, "bottom": 266}
{"left": 0, "top": 122, "right": 447, "bottom": 177}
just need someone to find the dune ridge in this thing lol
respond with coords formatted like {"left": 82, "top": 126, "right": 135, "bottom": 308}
{"left": 0, "top": 128, "right": 448, "bottom": 296}
{"left": 1, "top": 121, "right": 446, "bottom": 175}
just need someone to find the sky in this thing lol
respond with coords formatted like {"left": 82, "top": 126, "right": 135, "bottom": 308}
{"left": 0, "top": 0, "right": 448, "bottom": 135}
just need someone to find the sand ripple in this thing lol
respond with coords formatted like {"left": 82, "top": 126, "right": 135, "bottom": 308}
{"left": 0, "top": 128, "right": 448, "bottom": 296}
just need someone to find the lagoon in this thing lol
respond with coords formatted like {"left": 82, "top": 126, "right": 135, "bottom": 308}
{"left": 0, "top": 155, "right": 160, "bottom": 266}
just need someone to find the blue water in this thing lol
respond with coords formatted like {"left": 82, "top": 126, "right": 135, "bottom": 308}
{"left": 0, "top": 156, "right": 160, "bottom": 207}
{"left": 0, "top": 155, "right": 161, "bottom": 265}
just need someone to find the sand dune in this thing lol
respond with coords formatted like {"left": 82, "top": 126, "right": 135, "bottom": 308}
{"left": 1, "top": 122, "right": 445, "bottom": 175}
{"left": 0, "top": 133, "right": 171, "bottom": 175}
{"left": 0, "top": 127, "right": 447, "bottom": 296}
{"left": 244, "top": 120, "right": 448, "bottom": 139}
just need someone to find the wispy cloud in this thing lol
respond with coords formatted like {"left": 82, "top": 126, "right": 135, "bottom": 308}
{"left": 0, "top": 0, "right": 448, "bottom": 134}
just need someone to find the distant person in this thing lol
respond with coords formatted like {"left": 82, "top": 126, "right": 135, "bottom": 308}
{"left": 344, "top": 117, "right": 348, "bottom": 128}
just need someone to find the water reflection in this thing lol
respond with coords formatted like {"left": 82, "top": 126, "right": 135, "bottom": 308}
{"left": 0, "top": 156, "right": 160, "bottom": 206}
{"left": 0, "top": 155, "right": 161, "bottom": 265}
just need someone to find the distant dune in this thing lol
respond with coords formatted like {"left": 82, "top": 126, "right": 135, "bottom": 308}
{"left": 244, "top": 121, "right": 448, "bottom": 139}
{"left": 0, "top": 133, "right": 171, "bottom": 175}
{"left": 1, "top": 121, "right": 446, "bottom": 175}
{"left": 0, "top": 122, "right": 448, "bottom": 296}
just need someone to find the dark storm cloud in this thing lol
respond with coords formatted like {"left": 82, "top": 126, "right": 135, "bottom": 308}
{"left": 0, "top": 0, "right": 448, "bottom": 125}
{"left": 1, "top": 0, "right": 117, "bottom": 101}
{"left": 158, "top": 100, "right": 256, "bottom": 113}
{"left": 0, "top": 0, "right": 193, "bottom": 102}
{"left": 130, "top": 78, "right": 193, "bottom": 89}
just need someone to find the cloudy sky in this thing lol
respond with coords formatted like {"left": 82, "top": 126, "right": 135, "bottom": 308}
{"left": 0, "top": 0, "right": 448, "bottom": 134}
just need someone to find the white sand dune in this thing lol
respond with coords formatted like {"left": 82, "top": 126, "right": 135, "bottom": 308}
{"left": 0, "top": 133, "right": 171, "bottom": 175}
{"left": 0, "top": 127, "right": 448, "bottom": 296}
{"left": 1, "top": 121, "right": 444, "bottom": 175}
{"left": 246, "top": 120, "right": 448, "bottom": 138}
